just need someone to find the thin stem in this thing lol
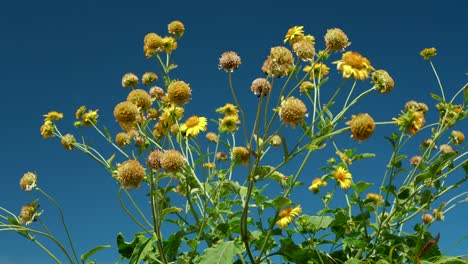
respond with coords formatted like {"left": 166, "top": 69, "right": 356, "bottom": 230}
{"left": 36, "top": 188, "right": 80, "bottom": 264}
{"left": 118, "top": 189, "right": 152, "bottom": 235}
{"left": 429, "top": 60, "right": 445, "bottom": 101}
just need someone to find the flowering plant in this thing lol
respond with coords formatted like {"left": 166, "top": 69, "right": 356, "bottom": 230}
{"left": 1, "top": 22, "right": 467, "bottom": 264}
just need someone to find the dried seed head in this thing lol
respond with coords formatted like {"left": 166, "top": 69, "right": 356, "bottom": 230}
{"left": 219, "top": 51, "right": 242, "bottom": 72}
{"left": 250, "top": 78, "right": 271, "bottom": 97}
{"left": 346, "top": 113, "right": 375, "bottom": 142}
{"left": 20, "top": 172, "right": 37, "bottom": 191}
{"left": 167, "top": 81, "right": 192, "bottom": 105}
{"left": 160, "top": 149, "right": 185, "bottom": 172}
{"left": 279, "top": 97, "right": 308, "bottom": 127}
{"left": 324, "top": 28, "right": 351, "bottom": 52}
{"left": 116, "top": 160, "right": 146, "bottom": 189}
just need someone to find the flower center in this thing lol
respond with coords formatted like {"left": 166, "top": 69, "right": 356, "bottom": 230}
{"left": 185, "top": 116, "right": 200, "bottom": 127}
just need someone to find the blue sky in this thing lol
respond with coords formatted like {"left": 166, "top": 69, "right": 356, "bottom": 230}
{"left": 1, "top": 0, "right": 467, "bottom": 263}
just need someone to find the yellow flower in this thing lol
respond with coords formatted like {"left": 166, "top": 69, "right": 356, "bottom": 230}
{"left": 333, "top": 51, "right": 375, "bottom": 80}
{"left": 336, "top": 150, "right": 352, "bottom": 165}
{"left": 308, "top": 178, "right": 327, "bottom": 193}
{"left": 168, "top": 20, "right": 185, "bottom": 37}
{"left": 300, "top": 81, "right": 314, "bottom": 94}
{"left": 20, "top": 172, "right": 37, "bottom": 191}
{"left": 75, "top": 106, "right": 86, "bottom": 119}
{"left": 61, "top": 134, "right": 76, "bottom": 150}
{"left": 219, "top": 115, "right": 240, "bottom": 133}
{"left": 43, "top": 111, "right": 63, "bottom": 121}
{"left": 116, "top": 132, "right": 131, "bottom": 147}
{"left": 81, "top": 109, "right": 99, "bottom": 126}
{"left": 161, "top": 36, "right": 178, "bottom": 53}
{"left": 159, "top": 106, "right": 185, "bottom": 127}
{"left": 279, "top": 97, "right": 308, "bottom": 127}
{"left": 451, "top": 130, "right": 465, "bottom": 146}
{"left": 393, "top": 110, "right": 426, "bottom": 135}
{"left": 116, "top": 160, "right": 146, "bottom": 189}
{"left": 160, "top": 149, "right": 186, "bottom": 172}
{"left": 121, "top": 73, "right": 139, "bottom": 88}
{"left": 303, "top": 63, "right": 330, "bottom": 79}
{"left": 420, "top": 47, "right": 437, "bottom": 60}
{"left": 371, "top": 70, "right": 395, "bottom": 94}
{"left": 19, "top": 201, "right": 41, "bottom": 225}
{"left": 346, "top": 113, "right": 375, "bottom": 142}
{"left": 334, "top": 167, "right": 352, "bottom": 190}
{"left": 216, "top": 103, "right": 239, "bottom": 117}
{"left": 366, "top": 193, "right": 384, "bottom": 206}
{"left": 231, "top": 146, "right": 250, "bottom": 166}
{"left": 127, "top": 89, "right": 152, "bottom": 110}
{"left": 269, "top": 135, "right": 282, "bottom": 147}
{"left": 167, "top": 81, "right": 192, "bottom": 105}
{"left": 205, "top": 132, "right": 219, "bottom": 143}
{"left": 142, "top": 72, "right": 158, "bottom": 86}
{"left": 276, "top": 205, "right": 302, "bottom": 228}
{"left": 202, "top": 163, "right": 216, "bottom": 169}
{"left": 324, "top": 28, "right": 351, "bottom": 52}
{"left": 40, "top": 120, "right": 54, "bottom": 138}
{"left": 219, "top": 51, "right": 242, "bottom": 72}
{"left": 180, "top": 116, "right": 208, "bottom": 137}
{"left": 262, "top": 47, "right": 294, "bottom": 77}
{"left": 284, "top": 26, "right": 304, "bottom": 44}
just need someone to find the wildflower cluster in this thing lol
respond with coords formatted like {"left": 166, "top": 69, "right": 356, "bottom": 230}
{"left": 2, "top": 22, "right": 467, "bottom": 264}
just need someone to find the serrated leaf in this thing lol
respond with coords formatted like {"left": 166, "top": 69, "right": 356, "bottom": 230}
{"left": 197, "top": 240, "right": 243, "bottom": 264}
{"left": 81, "top": 245, "right": 111, "bottom": 263}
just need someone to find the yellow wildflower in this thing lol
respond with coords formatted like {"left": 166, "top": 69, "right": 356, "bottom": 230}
{"left": 308, "top": 178, "right": 327, "bottom": 193}
{"left": 333, "top": 51, "right": 374, "bottom": 80}
{"left": 420, "top": 47, "right": 437, "bottom": 60}
{"left": 168, "top": 20, "right": 185, "bottom": 37}
{"left": 43, "top": 111, "right": 63, "bottom": 121}
{"left": 366, "top": 193, "right": 384, "bottom": 206}
{"left": 284, "top": 26, "right": 304, "bottom": 44}
{"left": 334, "top": 167, "right": 352, "bottom": 190}
{"left": 40, "top": 120, "right": 54, "bottom": 138}
{"left": 304, "top": 63, "right": 330, "bottom": 79}
{"left": 180, "top": 116, "right": 208, "bottom": 137}
{"left": 202, "top": 163, "right": 216, "bottom": 169}
{"left": 216, "top": 103, "right": 239, "bottom": 117}
{"left": 276, "top": 205, "right": 302, "bottom": 228}
{"left": 20, "top": 172, "right": 37, "bottom": 191}
{"left": 219, "top": 115, "right": 240, "bottom": 133}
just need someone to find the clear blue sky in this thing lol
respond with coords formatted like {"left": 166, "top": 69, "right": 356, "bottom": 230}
{"left": 1, "top": 0, "right": 467, "bottom": 263}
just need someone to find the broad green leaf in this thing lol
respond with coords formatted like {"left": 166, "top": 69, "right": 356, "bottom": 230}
{"left": 266, "top": 197, "right": 291, "bottom": 208}
{"left": 116, "top": 232, "right": 143, "bottom": 259}
{"left": 351, "top": 181, "right": 374, "bottom": 194}
{"left": 297, "top": 215, "right": 334, "bottom": 231}
{"left": 344, "top": 259, "right": 363, "bottom": 264}
{"left": 164, "top": 231, "right": 184, "bottom": 261}
{"left": 81, "top": 245, "right": 111, "bottom": 263}
{"left": 129, "top": 235, "right": 157, "bottom": 263}
{"left": 197, "top": 240, "right": 243, "bottom": 264}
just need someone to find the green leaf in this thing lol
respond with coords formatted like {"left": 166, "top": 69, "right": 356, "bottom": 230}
{"left": 116, "top": 232, "right": 143, "bottom": 259}
{"left": 297, "top": 215, "right": 334, "bottom": 231}
{"left": 197, "top": 240, "right": 243, "bottom": 264}
{"left": 129, "top": 235, "right": 157, "bottom": 263}
{"left": 344, "top": 259, "right": 363, "bottom": 264}
{"left": 397, "top": 186, "right": 412, "bottom": 200}
{"left": 352, "top": 152, "right": 376, "bottom": 161}
{"left": 164, "top": 231, "right": 184, "bottom": 261}
{"left": 267, "top": 197, "right": 291, "bottom": 208}
{"left": 81, "top": 245, "right": 111, "bottom": 263}
{"left": 162, "top": 206, "right": 183, "bottom": 217}
{"left": 431, "top": 93, "right": 445, "bottom": 103}
{"left": 103, "top": 126, "right": 112, "bottom": 140}
{"left": 351, "top": 181, "right": 374, "bottom": 194}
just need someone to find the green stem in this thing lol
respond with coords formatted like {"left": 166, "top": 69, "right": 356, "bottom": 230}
{"left": 36, "top": 188, "right": 80, "bottom": 264}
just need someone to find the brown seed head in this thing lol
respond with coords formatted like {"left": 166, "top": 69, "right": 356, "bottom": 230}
{"left": 346, "top": 113, "right": 375, "bottom": 142}
{"left": 324, "top": 28, "right": 351, "bottom": 52}
{"left": 279, "top": 97, "right": 308, "bottom": 127}
{"left": 116, "top": 160, "right": 146, "bottom": 189}
{"left": 219, "top": 51, "right": 242, "bottom": 72}
{"left": 20, "top": 172, "right": 37, "bottom": 191}
{"left": 250, "top": 78, "right": 271, "bottom": 97}
{"left": 160, "top": 149, "right": 185, "bottom": 172}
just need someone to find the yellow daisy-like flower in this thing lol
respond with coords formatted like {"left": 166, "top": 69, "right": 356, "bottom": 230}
{"left": 202, "top": 162, "right": 216, "bottom": 169}
{"left": 333, "top": 51, "right": 375, "bottom": 80}
{"left": 308, "top": 178, "right": 327, "bottom": 193}
{"left": 420, "top": 47, "right": 437, "bottom": 60}
{"left": 334, "top": 167, "right": 352, "bottom": 190}
{"left": 216, "top": 103, "right": 239, "bottom": 117}
{"left": 366, "top": 193, "right": 384, "bottom": 206}
{"left": 284, "top": 26, "right": 304, "bottom": 44}
{"left": 40, "top": 120, "right": 55, "bottom": 138}
{"left": 276, "top": 205, "right": 302, "bottom": 228}
{"left": 81, "top": 109, "right": 99, "bottom": 126}
{"left": 180, "top": 116, "right": 208, "bottom": 137}
{"left": 219, "top": 115, "right": 241, "bottom": 133}
{"left": 159, "top": 106, "right": 185, "bottom": 127}
{"left": 161, "top": 36, "right": 178, "bottom": 54}
{"left": 304, "top": 63, "right": 330, "bottom": 79}
{"left": 43, "top": 111, "right": 63, "bottom": 122}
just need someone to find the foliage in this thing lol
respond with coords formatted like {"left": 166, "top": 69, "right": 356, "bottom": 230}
{"left": 2, "top": 21, "right": 468, "bottom": 264}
